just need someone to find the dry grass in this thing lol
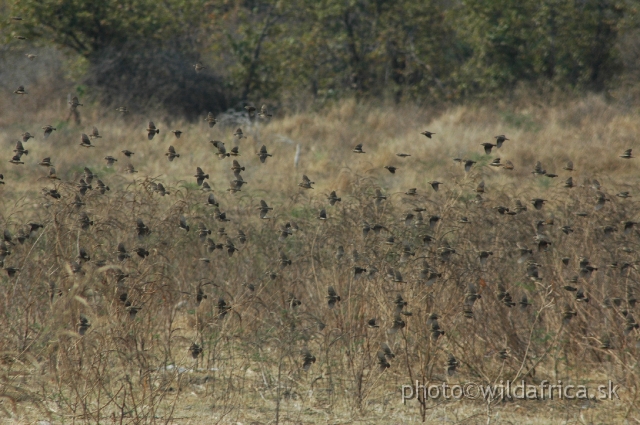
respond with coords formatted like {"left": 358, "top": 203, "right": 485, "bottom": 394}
{"left": 1, "top": 96, "right": 640, "bottom": 424}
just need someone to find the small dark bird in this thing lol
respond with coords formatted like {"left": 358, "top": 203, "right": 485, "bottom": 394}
{"left": 620, "top": 149, "right": 633, "bottom": 159}
{"left": 42, "top": 125, "right": 56, "bottom": 139}
{"left": 353, "top": 143, "right": 365, "bottom": 153}
{"left": 257, "top": 145, "right": 272, "bottom": 163}
{"left": 179, "top": 215, "right": 190, "bottom": 232}
{"left": 96, "top": 179, "right": 110, "bottom": 194}
{"left": 258, "top": 104, "right": 272, "bottom": 118}
{"left": 68, "top": 96, "right": 83, "bottom": 109}
{"left": 318, "top": 209, "right": 327, "bottom": 220}
{"left": 231, "top": 160, "right": 245, "bottom": 172}
{"left": 204, "top": 112, "right": 217, "bottom": 127}
{"left": 563, "top": 160, "right": 574, "bottom": 171}
{"left": 134, "top": 247, "right": 149, "bottom": 258}
{"left": 194, "top": 167, "right": 209, "bottom": 186}
{"left": 428, "top": 180, "right": 443, "bottom": 192}
{"left": 146, "top": 121, "right": 159, "bottom": 140}
{"left": 171, "top": 130, "right": 182, "bottom": 138}
{"left": 14, "top": 141, "right": 28, "bottom": 156}
{"left": 367, "top": 318, "right": 379, "bottom": 328}
{"left": 78, "top": 212, "right": 93, "bottom": 230}
{"left": 327, "top": 191, "right": 341, "bottom": 205}
{"left": 121, "top": 150, "right": 135, "bottom": 157}
{"left": 244, "top": 106, "right": 256, "bottom": 117}
{"left": 494, "top": 135, "right": 509, "bottom": 148}
{"left": 166, "top": 146, "right": 180, "bottom": 161}
{"left": 531, "top": 198, "right": 546, "bottom": 210}
{"left": 421, "top": 131, "right": 435, "bottom": 138}
{"left": 258, "top": 200, "right": 273, "bottom": 219}
{"left": 14, "top": 85, "right": 27, "bottom": 95}
{"left": 116, "top": 243, "right": 130, "bottom": 262}
{"left": 396, "top": 153, "right": 411, "bottom": 157}
{"left": 211, "top": 140, "right": 229, "bottom": 159}
{"left": 79, "top": 133, "right": 94, "bottom": 148}
{"left": 189, "top": 343, "right": 203, "bottom": 359}
{"left": 78, "top": 316, "right": 90, "bottom": 335}
{"left": 136, "top": 219, "right": 151, "bottom": 237}
{"left": 481, "top": 143, "right": 496, "bottom": 154}
{"left": 464, "top": 160, "right": 476, "bottom": 172}
{"left": 490, "top": 158, "right": 503, "bottom": 167}
{"left": 377, "top": 351, "right": 391, "bottom": 370}
{"left": 233, "top": 128, "right": 246, "bottom": 139}
{"left": 9, "top": 154, "right": 24, "bottom": 165}
{"left": 327, "top": 286, "right": 341, "bottom": 308}
{"left": 446, "top": 354, "right": 459, "bottom": 375}
{"left": 384, "top": 165, "right": 398, "bottom": 174}
{"left": 205, "top": 193, "right": 219, "bottom": 207}
{"left": 298, "top": 175, "right": 315, "bottom": 189}
{"left": 301, "top": 348, "right": 316, "bottom": 370}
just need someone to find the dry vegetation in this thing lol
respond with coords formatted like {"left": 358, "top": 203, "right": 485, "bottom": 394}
{"left": 1, "top": 96, "right": 640, "bottom": 424}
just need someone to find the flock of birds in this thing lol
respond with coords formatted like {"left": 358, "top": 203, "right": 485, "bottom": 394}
{"left": 2, "top": 41, "right": 640, "bottom": 379}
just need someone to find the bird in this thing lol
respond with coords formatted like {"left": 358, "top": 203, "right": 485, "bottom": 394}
{"left": 421, "top": 130, "right": 435, "bottom": 138}
{"left": 146, "top": 122, "right": 159, "bottom": 140}
{"left": 179, "top": 215, "right": 190, "bottom": 232}
{"left": 165, "top": 146, "right": 180, "bottom": 161}
{"left": 428, "top": 180, "right": 443, "bottom": 192}
{"left": 211, "top": 141, "right": 229, "bottom": 159}
{"left": 301, "top": 348, "right": 316, "bottom": 370}
{"left": 494, "top": 135, "right": 509, "bottom": 148}
{"left": 79, "top": 134, "right": 94, "bottom": 148}
{"left": 90, "top": 126, "right": 102, "bottom": 139}
{"left": 446, "top": 354, "right": 459, "bottom": 375}
{"left": 116, "top": 106, "right": 128, "bottom": 113}
{"left": 563, "top": 160, "right": 574, "bottom": 171}
{"left": 9, "top": 155, "right": 24, "bottom": 165}
{"left": 171, "top": 130, "right": 182, "bottom": 138}
{"left": 258, "top": 104, "right": 272, "bottom": 118}
{"left": 124, "top": 163, "right": 138, "bottom": 174}
{"left": 396, "top": 153, "right": 411, "bottom": 157}
{"left": 136, "top": 219, "right": 151, "bottom": 237}
{"left": 532, "top": 161, "right": 546, "bottom": 175}
{"left": 205, "top": 112, "right": 217, "bottom": 127}
{"left": 96, "top": 179, "right": 110, "bottom": 194}
{"left": 384, "top": 165, "right": 398, "bottom": 174}
{"left": 42, "top": 125, "right": 56, "bottom": 139}
{"left": 13, "top": 85, "right": 27, "bottom": 95}
{"left": 205, "top": 193, "right": 219, "bottom": 207}
{"left": 189, "top": 343, "right": 203, "bottom": 359}
{"left": 476, "top": 180, "right": 485, "bottom": 193}
{"left": 257, "top": 145, "right": 272, "bottom": 163}
{"left": 76, "top": 179, "right": 92, "bottom": 195}
{"left": 531, "top": 198, "right": 546, "bottom": 210}
{"left": 244, "top": 105, "right": 256, "bottom": 117}
{"left": 353, "top": 144, "right": 365, "bottom": 153}
{"left": 21, "top": 132, "right": 34, "bottom": 142}
{"left": 258, "top": 200, "right": 273, "bottom": 219}
{"left": 233, "top": 128, "right": 246, "bottom": 139}
{"left": 231, "top": 160, "right": 245, "bottom": 172}
{"left": 464, "top": 160, "right": 476, "bottom": 172}
{"left": 327, "top": 191, "right": 341, "bottom": 205}
{"left": 481, "top": 143, "right": 496, "bottom": 154}
{"left": 194, "top": 167, "right": 209, "bottom": 186}
{"left": 503, "top": 160, "right": 514, "bottom": 170}
{"left": 193, "top": 63, "right": 205, "bottom": 72}
{"left": 318, "top": 209, "right": 327, "bottom": 220}
{"left": 298, "top": 175, "right": 315, "bottom": 189}
{"left": 620, "top": 149, "right": 633, "bottom": 159}
{"left": 68, "top": 96, "right": 83, "bottom": 109}
{"left": 229, "top": 147, "right": 240, "bottom": 156}
{"left": 48, "top": 167, "right": 60, "bottom": 180}
{"left": 121, "top": 150, "right": 135, "bottom": 157}
{"left": 326, "top": 286, "right": 341, "bottom": 308}
{"left": 78, "top": 316, "right": 90, "bottom": 335}
{"left": 14, "top": 141, "right": 28, "bottom": 156}
{"left": 490, "top": 158, "right": 503, "bottom": 167}
{"left": 373, "top": 189, "right": 387, "bottom": 206}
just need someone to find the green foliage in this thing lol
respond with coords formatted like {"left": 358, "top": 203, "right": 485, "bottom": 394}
{"left": 455, "top": 0, "right": 627, "bottom": 93}
{"left": 7, "top": 0, "right": 203, "bottom": 57}
{"left": 3, "top": 0, "right": 635, "bottom": 110}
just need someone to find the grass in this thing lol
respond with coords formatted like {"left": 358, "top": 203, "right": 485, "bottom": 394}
{"left": 0, "top": 96, "right": 640, "bottom": 424}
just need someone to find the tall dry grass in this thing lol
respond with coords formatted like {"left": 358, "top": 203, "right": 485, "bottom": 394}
{"left": 1, "top": 96, "right": 639, "bottom": 424}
